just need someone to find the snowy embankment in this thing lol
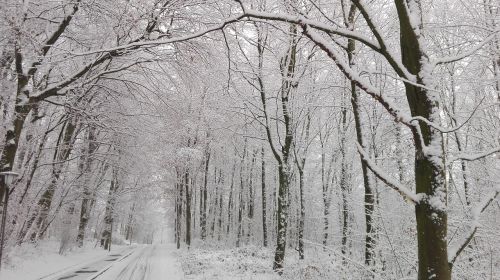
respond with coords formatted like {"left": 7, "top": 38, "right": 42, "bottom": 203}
{"left": 0, "top": 241, "right": 129, "bottom": 280}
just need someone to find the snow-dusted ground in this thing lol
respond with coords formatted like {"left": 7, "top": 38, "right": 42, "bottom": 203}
{"left": 0, "top": 241, "right": 131, "bottom": 280}
{"left": 179, "top": 245, "right": 344, "bottom": 280}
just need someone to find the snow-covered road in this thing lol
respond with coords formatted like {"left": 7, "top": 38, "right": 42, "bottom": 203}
{"left": 95, "top": 244, "right": 184, "bottom": 280}
{"left": 45, "top": 244, "right": 184, "bottom": 280}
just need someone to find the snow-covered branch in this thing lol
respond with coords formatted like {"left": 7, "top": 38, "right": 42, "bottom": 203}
{"left": 448, "top": 189, "right": 500, "bottom": 265}
{"left": 59, "top": 14, "right": 246, "bottom": 58}
{"left": 450, "top": 147, "right": 500, "bottom": 162}
{"left": 433, "top": 29, "right": 500, "bottom": 66}
{"left": 234, "top": 2, "right": 414, "bottom": 80}
{"left": 356, "top": 143, "right": 420, "bottom": 204}
{"left": 300, "top": 25, "right": 417, "bottom": 131}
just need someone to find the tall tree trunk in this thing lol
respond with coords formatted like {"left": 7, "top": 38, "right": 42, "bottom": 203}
{"left": 339, "top": 90, "right": 350, "bottom": 259}
{"left": 272, "top": 23, "right": 296, "bottom": 273}
{"left": 297, "top": 168, "right": 305, "bottom": 260}
{"left": 184, "top": 170, "right": 191, "bottom": 248}
{"left": 17, "top": 118, "right": 57, "bottom": 206}
{"left": 251, "top": 18, "right": 296, "bottom": 273}
{"left": 101, "top": 168, "right": 118, "bottom": 251}
{"left": 345, "top": 3, "right": 376, "bottom": 266}
{"left": 236, "top": 146, "right": 246, "bottom": 248}
{"left": 273, "top": 163, "right": 291, "bottom": 273}
{"left": 226, "top": 163, "right": 236, "bottom": 236}
{"left": 125, "top": 203, "right": 135, "bottom": 242}
{"left": 59, "top": 202, "right": 75, "bottom": 254}
{"left": 0, "top": 103, "right": 30, "bottom": 217}
{"left": 295, "top": 114, "right": 310, "bottom": 260}
{"left": 76, "top": 125, "right": 98, "bottom": 247}
{"left": 201, "top": 151, "right": 210, "bottom": 240}
{"left": 247, "top": 151, "right": 256, "bottom": 243}
{"left": 210, "top": 167, "right": 219, "bottom": 239}
{"left": 261, "top": 147, "right": 268, "bottom": 247}
{"left": 319, "top": 132, "right": 334, "bottom": 249}
{"left": 395, "top": 2, "right": 450, "bottom": 279}
{"left": 217, "top": 169, "right": 224, "bottom": 241}
{"left": 175, "top": 171, "right": 183, "bottom": 249}
{"left": 29, "top": 116, "right": 78, "bottom": 241}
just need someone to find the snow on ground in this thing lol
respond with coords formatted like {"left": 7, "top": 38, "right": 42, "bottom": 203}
{"left": 179, "top": 245, "right": 344, "bottom": 280}
{"left": 2, "top": 241, "right": 374, "bottom": 280}
{"left": 97, "top": 244, "right": 184, "bottom": 280}
{"left": 0, "top": 240, "right": 130, "bottom": 280}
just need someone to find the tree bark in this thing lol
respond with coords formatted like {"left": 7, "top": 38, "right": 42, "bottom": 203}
{"left": 217, "top": 169, "right": 224, "bottom": 241}
{"left": 101, "top": 168, "right": 119, "bottom": 251}
{"left": 201, "top": 151, "right": 210, "bottom": 240}
{"left": 226, "top": 163, "right": 236, "bottom": 236}
{"left": 261, "top": 147, "right": 268, "bottom": 247}
{"left": 76, "top": 126, "right": 98, "bottom": 247}
{"left": 345, "top": 3, "right": 376, "bottom": 266}
{"left": 395, "top": 2, "right": 451, "bottom": 279}
{"left": 27, "top": 116, "right": 78, "bottom": 241}
{"left": 184, "top": 170, "right": 191, "bottom": 248}
{"left": 175, "top": 170, "right": 183, "bottom": 249}
{"left": 236, "top": 145, "right": 246, "bottom": 248}
{"left": 247, "top": 150, "right": 256, "bottom": 243}
{"left": 272, "top": 24, "right": 296, "bottom": 273}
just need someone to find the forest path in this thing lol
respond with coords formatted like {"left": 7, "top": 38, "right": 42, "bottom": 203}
{"left": 95, "top": 244, "right": 184, "bottom": 280}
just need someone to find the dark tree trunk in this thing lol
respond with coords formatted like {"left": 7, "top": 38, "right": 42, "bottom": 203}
{"left": 261, "top": 147, "right": 268, "bottom": 247}
{"left": 271, "top": 22, "right": 297, "bottom": 274}
{"left": 345, "top": 3, "right": 376, "bottom": 266}
{"left": 201, "top": 151, "right": 210, "bottom": 240}
{"left": 319, "top": 134, "right": 333, "bottom": 249}
{"left": 295, "top": 114, "right": 310, "bottom": 260}
{"left": 125, "top": 203, "right": 135, "bottom": 241}
{"left": 217, "top": 169, "right": 224, "bottom": 241}
{"left": 210, "top": 167, "right": 218, "bottom": 239}
{"left": 236, "top": 147, "right": 246, "bottom": 247}
{"left": 101, "top": 169, "right": 119, "bottom": 251}
{"left": 339, "top": 90, "right": 350, "bottom": 259}
{"left": 76, "top": 126, "right": 98, "bottom": 247}
{"left": 226, "top": 163, "right": 236, "bottom": 236}
{"left": 297, "top": 168, "right": 305, "bottom": 260}
{"left": 395, "top": 2, "right": 450, "bottom": 279}
{"left": 184, "top": 171, "right": 191, "bottom": 248}
{"left": 28, "top": 117, "right": 78, "bottom": 241}
{"left": 175, "top": 171, "right": 183, "bottom": 249}
{"left": 247, "top": 151, "right": 256, "bottom": 243}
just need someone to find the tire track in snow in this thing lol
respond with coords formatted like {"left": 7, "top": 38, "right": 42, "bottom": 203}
{"left": 114, "top": 246, "right": 156, "bottom": 280}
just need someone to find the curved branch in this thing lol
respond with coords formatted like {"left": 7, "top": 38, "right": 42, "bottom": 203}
{"left": 433, "top": 29, "right": 500, "bottom": 66}
{"left": 450, "top": 147, "right": 500, "bottom": 162}
{"left": 356, "top": 143, "right": 420, "bottom": 204}
{"left": 448, "top": 189, "right": 499, "bottom": 266}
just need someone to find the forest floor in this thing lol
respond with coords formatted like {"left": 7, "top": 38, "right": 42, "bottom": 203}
{"left": 179, "top": 244, "right": 347, "bottom": 280}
